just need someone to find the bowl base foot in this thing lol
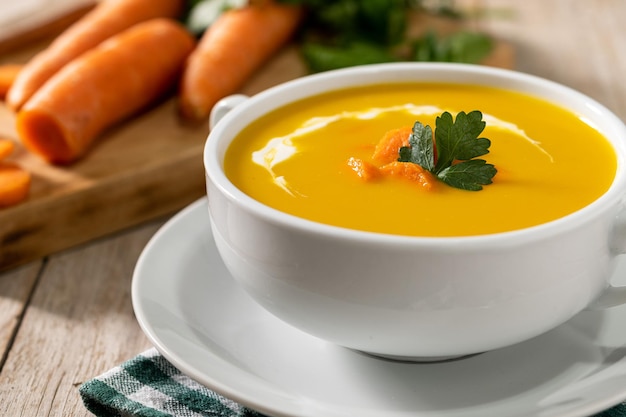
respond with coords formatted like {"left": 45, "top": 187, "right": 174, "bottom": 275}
{"left": 354, "top": 350, "right": 484, "bottom": 363}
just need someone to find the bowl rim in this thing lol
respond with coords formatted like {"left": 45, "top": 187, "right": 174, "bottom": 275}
{"left": 204, "top": 62, "right": 626, "bottom": 248}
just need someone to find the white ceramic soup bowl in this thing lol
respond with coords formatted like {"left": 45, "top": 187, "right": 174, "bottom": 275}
{"left": 204, "top": 62, "right": 626, "bottom": 360}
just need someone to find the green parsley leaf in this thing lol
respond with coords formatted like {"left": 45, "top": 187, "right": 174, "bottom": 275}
{"left": 290, "top": 0, "right": 407, "bottom": 46}
{"left": 438, "top": 159, "right": 497, "bottom": 191}
{"left": 412, "top": 30, "right": 494, "bottom": 64}
{"left": 446, "top": 31, "right": 494, "bottom": 64}
{"left": 398, "top": 120, "right": 435, "bottom": 171}
{"left": 301, "top": 41, "right": 398, "bottom": 73}
{"left": 434, "top": 110, "right": 491, "bottom": 173}
{"left": 276, "top": 0, "right": 494, "bottom": 73}
{"left": 397, "top": 110, "right": 497, "bottom": 191}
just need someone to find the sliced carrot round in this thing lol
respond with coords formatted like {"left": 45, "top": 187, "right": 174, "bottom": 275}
{"left": 0, "top": 138, "right": 16, "bottom": 160}
{"left": 0, "top": 162, "right": 31, "bottom": 207}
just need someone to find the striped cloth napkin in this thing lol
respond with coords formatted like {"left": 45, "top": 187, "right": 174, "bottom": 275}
{"left": 80, "top": 348, "right": 626, "bottom": 417}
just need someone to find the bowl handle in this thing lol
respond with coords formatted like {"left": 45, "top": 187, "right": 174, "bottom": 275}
{"left": 590, "top": 205, "right": 626, "bottom": 309}
{"left": 590, "top": 286, "right": 626, "bottom": 309}
{"left": 209, "top": 94, "right": 250, "bottom": 130}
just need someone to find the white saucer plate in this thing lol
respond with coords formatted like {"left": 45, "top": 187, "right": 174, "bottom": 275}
{"left": 132, "top": 198, "right": 626, "bottom": 417}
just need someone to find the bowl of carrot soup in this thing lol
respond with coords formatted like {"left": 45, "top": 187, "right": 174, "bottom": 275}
{"left": 204, "top": 63, "right": 626, "bottom": 360}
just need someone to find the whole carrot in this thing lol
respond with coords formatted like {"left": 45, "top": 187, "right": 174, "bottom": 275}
{"left": 179, "top": 0, "right": 303, "bottom": 122}
{"left": 6, "top": 0, "right": 184, "bottom": 112}
{"left": 16, "top": 19, "right": 196, "bottom": 164}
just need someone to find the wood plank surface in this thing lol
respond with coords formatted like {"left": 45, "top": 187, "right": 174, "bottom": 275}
{"left": 0, "top": 222, "right": 157, "bottom": 416}
{"left": 0, "top": 11, "right": 513, "bottom": 272}
{"left": 0, "top": 262, "right": 40, "bottom": 361}
{"left": 0, "top": 2, "right": 95, "bottom": 56}
{"left": 0, "top": 1, "right": 624, "bottom": 417}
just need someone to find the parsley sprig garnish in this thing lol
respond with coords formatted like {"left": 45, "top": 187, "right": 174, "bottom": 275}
{"left": 398, "top": 110, "right": 497, "bottom": 191}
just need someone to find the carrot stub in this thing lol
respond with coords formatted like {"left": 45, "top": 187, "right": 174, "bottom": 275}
{"left": 0, "top": 64, "right": 22, "bottom": 100}
{"left": 0, "top": 163, "right": 31, "bottom": 207}
{"left": 6, "top": 0, "right": 185, "bottom": 111}
{"left": 371, "top": 126, "right": 412, "bottom": 164}
{"left": 379, "top": 161, "right": 435, "bottom": 190}
{"left": 16, "top": 19, "right": 196, "bottom": 164}
{"left": 347, "top": 157, "right": 380, "bottom": 181}
{"left": 179, "top": 0, "right": 303, "bottom": 122}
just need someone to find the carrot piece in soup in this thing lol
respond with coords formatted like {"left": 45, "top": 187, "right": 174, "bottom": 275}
{"left": 347, "top": 157, "right": 380, "bottom": 181}
{"left": 16, "top": 19, "right": 196, "bottom": 164}
{"left": 372, "top": 126, "right": 412, "bottom": 164}
{"left": 0, "top": 64, "right": 22, "bottom": 100}
{"left": 379, "top": 161, "right": 435, "bottom": 190}
{"left": 0, "top": 162, "right": 31, "bottom": 207}
{"left": 0, "top": 139, "right": 16, "bottom": 160}
{"left": 179, "top": 0, "right": 303, "bottom": 122}
{"left": 6, "top": 0, "right": 185, "bottom": 111}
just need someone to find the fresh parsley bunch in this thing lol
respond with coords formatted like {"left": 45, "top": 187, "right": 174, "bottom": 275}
{"left": 399, "top": 111, "right": 497, "bottom": 191}
{"left": 277, "top": 0, "right": 493, "bottom": 72}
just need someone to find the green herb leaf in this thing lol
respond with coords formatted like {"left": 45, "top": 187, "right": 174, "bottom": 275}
{"left": 446, "top": 31, "right": 494, "bottom": 64}
{"left": 412, "top": 30, "right": 494, "bottom": 64}
{"left": 398, "top": 110, "right": 497, "bottom": 191}
{"left": 184, "top": 0, "right": 246, "bottom": 34}
{"left": 301, "top": 41, "right": 398, "bottom": 73}
{"left": 398, "top": 121, "right": 435, "bottom": 171}
{"left": 437, "top": 159, "right": 497, "bottom": 191}
{"left": 288, "top": 0, "right": 407, "bottom": 45}
{"left": 358, "top": 0, "right": 407, "bottom": 45}
{"left": 277, "top": 0, "right": 494, "bottom": 73}
{"left": 434, "top": 110, "right": 490, "bottom": 173}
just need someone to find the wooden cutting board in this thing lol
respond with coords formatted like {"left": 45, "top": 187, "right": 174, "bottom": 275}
{"left": 0, "top": 10, "right": 514, "bottom": 272}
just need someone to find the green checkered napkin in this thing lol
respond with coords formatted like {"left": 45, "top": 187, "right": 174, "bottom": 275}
{"left": 79, "top": 348, "right": 264, "bottom": 417}
{"left": 80, "top": 348, "right": 626, "bottom": 417}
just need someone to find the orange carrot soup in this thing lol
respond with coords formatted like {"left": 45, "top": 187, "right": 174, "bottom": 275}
{"left": 224, "top": 83, "right": 617, "bottom": 237}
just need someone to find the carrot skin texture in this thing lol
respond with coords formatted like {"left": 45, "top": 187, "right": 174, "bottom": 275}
{"left": 16, "top": 19, "right": 196, "bottom": 164}
{"left": 0, "top": 64, "right": 22, "bottom": 100}
{"left": 6, "top": 0, "right": 185, "bottom": 112}
{"left": 179, "top": 1, "right": 303, "bottom": 122}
